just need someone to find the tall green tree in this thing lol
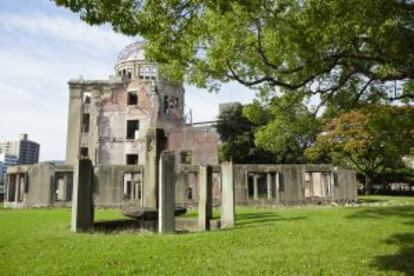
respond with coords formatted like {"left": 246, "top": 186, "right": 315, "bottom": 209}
{"left": 216, "top": 103, "right": 277, "bottom": 163}
{"left": 305, "top": 105, "right": 414, "bottom": 194}
{"left": 244, "top": 93, "right": 322, "bottom": 163}
{"left": 54, "top": 0, "right": 414, "bottom": 103}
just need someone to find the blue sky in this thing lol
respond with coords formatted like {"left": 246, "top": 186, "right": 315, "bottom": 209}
{"left": 0, "top": 0, "right": 256, "bottom": 161}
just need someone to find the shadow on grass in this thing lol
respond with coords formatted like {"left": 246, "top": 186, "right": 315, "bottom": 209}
{"left": 372, "top": 233, "right": 414, "bottom": 275}
{"left": 357, "top": 198, "right": 389, "bottom": 204}
{"left": 347, "top": 205, "right": 414, "bottom": 221}
{"left": 93, "top": 211, "right": 306, "bottom": 232}
{"left": 348, "top": 205, "right": 414, "bottom": 275}
{"left": 93, "top": 219, "right": 142, "bottom": 233}
{"left": 236, "top": 212, "right": 306, "bottom": 226}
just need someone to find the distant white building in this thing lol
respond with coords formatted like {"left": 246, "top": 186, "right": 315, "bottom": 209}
{"left": 0, "top": 134, "right": 40, "bottom": 165}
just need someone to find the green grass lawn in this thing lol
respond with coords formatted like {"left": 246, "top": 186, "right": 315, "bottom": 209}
{"left": 0, "top": 196, "right": 413, "bottom": 275}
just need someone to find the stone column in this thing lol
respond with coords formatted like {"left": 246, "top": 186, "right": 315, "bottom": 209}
{"left": 62, "top": 174, "right": 69, "bottom": 202}
{"left": 140, "top": 167, "right": 144, "bottom": 207}
{"left": 198, "top": 165, "right": 213, "bottom": 231}
{"left": 275, "top": 172, "right": 280, "bottom": 204}
{"left": 330, "top": 172, "right": 335, "bottom": 197}
{"left": 174, "top": 170, "right": 186, "bottom": 205}
{"left": 158, "top": 152, "right": 176, "bottom": 234}
{"left": 5, "top": 174, "right": 9, "bottom": 202}
{"left": 253, "top": 175, "right": 259, "bottom": 200}
{"left": 71, "top": 159, "right": 94, "bottom": 232}
{"left": 244, "top": 171, "right": 249, "bottom": 200}
{"left": 267, "top": 173, "right": 273, "bottom": 200}
{"left": 144, "top": 128, "right": 167, "bottom": 209}
{"left": 221, "top": 162, "right": 235, "bottom": 229}
{"left": 14, "top": 174, "right": 20, "bottom": 203}
{"left": 21, "top": 175, "right": 26, "bottom": 202}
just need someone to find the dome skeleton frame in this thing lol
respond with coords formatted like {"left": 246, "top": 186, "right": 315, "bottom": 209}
{"left": 117, "top": 41, "right": 146, "bottom": 64}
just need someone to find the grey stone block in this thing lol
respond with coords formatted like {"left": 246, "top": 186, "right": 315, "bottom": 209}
{"left": 221, "top": 161, "right": 235, "bottom": 229}
{"left": 198, "top": 165, "right": 213, "bottom": 230}
{"left": 158, "top": 152, "right": 175, "bottom": 233}
{"left": 71, "top": 159, "right": 94, "bottom": 232}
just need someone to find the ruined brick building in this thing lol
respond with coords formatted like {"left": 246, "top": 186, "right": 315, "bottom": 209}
{"left": 66, "top": 41, "right": 217, "bottom": 167}
{"left": 3, "top": 42, "right": 357, "bottom": 208}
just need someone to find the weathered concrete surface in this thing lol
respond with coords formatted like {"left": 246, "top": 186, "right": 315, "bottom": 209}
{"left": 233, "top": 164, "right": 358, "bottom": 206}
{"left": 167, "top": 126, "right": 219, "bottom": 166}
{"left": 93, "top": 164, "right": 144, "bottom": 207}
{"left": 198, "top": 165, "right": 213, "bottom": 230}
{"left": 221, "top": 162, "right": 235, "bottom": 229}
{"left": 267, "top": 173, "right": 272, "bottom": 200}
{"left": 144, "top": 128, "right": 167, "bottom": 209}
{"left": 4, "top": 162, "right": 72, "bottom": 208}
{"left": 253, "top": 175, "right": 259, "bottom": 201}
{"left": 71, "top": 159, "right": 94, "bottom": 232}
{"left": 158, "top": 152, "right": 176, "bottom": 233}
{"left": 275, "top": 172, "right": 280, "bottom": 204}
{"left": 174, "top": 165, "right": 221, "bottom": 208}
{"left": 4, "top": 163, "right": 358, "bottom": 209}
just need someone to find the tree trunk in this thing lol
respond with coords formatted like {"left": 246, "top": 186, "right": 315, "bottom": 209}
{"left": 364, "top": 174, "right": 371, "bottom": 195}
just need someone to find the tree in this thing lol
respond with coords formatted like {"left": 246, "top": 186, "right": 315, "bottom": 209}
{"left": 216, "top": 103, "right": 277, "bottom": 163}
{"left": 54, "top": 0, "right": 414, "bottom": 103}
{"left": 305, "top": 105, "right": 414, "bottom": 194}
{"left": 244, "top": 93, "right": 322, "bottom": 163}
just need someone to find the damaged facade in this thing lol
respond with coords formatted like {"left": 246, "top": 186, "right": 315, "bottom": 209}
{"left": 4, "top": 41, "right": 357, "bottom": 209}
{"left": 66, "top": 41, "right": 187, "bottom": 166}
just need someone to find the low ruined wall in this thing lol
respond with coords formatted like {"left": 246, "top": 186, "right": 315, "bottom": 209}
{"left": 175, "top": 164, "right": 357, "bottom": 207}
{"left": 4, "top": 163, "right": 144, "bottom": 208}
{"left": 232, "top": 164, "right": 357, "bottom": 206}
{"left": 4, "top": 163, "right": 73, "bottom": 208}
{"left": 93, "top": 164, "right": 143, "bottom": 207}
{"left": 175, "top": 165, "right": 221, "bottom": 208}
{"left": 4, "top": 162, "right": 357, "bottom": 209}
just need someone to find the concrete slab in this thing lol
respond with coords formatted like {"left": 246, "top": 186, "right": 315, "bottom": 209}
{"left": 221, "top": 161, "right": 235, "bottom": 229}
{"left": 198, "top": 165, "right": 213, "bottom": 230}
{"left": 158, "top": 151, "right": 175, "bottom": 233}
{"left": 71, "top": 159, "right": 94, "bottom": 232}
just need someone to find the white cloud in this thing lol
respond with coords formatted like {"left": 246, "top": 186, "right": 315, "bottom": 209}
{"left": 0, "top": 12, "right": 134, "bottom": 52}
{"left": 0, "top": 12, "right": 135, "bottom": 161}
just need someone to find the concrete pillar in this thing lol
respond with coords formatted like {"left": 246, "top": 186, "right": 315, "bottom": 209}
{"left": 144, "top": 128, "right": 166, "bottom": 209}
{"left": 275, "top": 172, "right": 280, "bottom": 204}
{"left": 20, "top": 175, "right": 26, "bottom": 202}
{"left": 5, "top": 174, "right": 9, "bottom": 202}
{"left": 71, "top": 159, "right": 94, "bottom": 232}
{"left": 158, "top": 152, "right": 176, "bottom": 233}
{"left": 62, "top": 174, "right": 69, "bottom": 201}
{"left": 7, "top": 175, "right": 13, "bottom": 203}
{"left": 14, "top": 174, "right": 20, "bottom": 203}
{"left": 244, "top": 171, "right": 249, "bottom": 199}
{"left": 140, "top": 167, "right": 144, "bottom": 207}
{"left": 253, "top": 175, "right": 259, "bottom": 200}
{"left": 267, "top": 173, "right": 272, "bottom": 200}
{"left": 221, "top": 162, "right": 235, "bottom": 229}
{"left": 198, "top": 165, "right": 213, "bottom": 231}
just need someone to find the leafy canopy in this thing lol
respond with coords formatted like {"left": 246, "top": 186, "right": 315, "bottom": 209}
{"left": 54, "top": 0, "right": 414, "bottom": 102}
{"left": 244, "top": 93, "right": 321, "bottom": 163}
{"left": 305, "top": 105, "right": 414, "bottom": 190}
{"left": 216, "top": 103, "right": 277, "bottom": 163}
